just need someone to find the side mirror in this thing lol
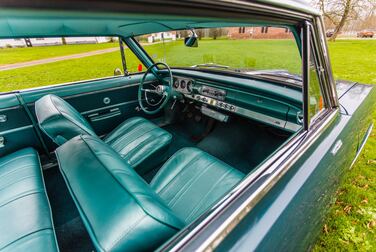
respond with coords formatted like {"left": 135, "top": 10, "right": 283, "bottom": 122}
{"left": 114, "top": 68, "right": 123, "bottom": 76}
{"left": 184, "top": 30, "right": 198, "bottom": 47}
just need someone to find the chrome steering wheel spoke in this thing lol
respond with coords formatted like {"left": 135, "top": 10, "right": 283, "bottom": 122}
{"left": 138, "top": 62, "right": 173, "bottom": 115}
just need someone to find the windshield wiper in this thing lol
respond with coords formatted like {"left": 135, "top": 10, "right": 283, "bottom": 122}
{"left": 191, "top": 63, "right": 230, "bottom": 69}
{"left": 246, "top": 70, "right": 302, "bottom": 81}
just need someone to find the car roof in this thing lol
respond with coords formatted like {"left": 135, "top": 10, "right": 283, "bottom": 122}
{"left": 0, "top": 0, "right": 320, "bottom": 39}
{"left": 253, "top": 0, "right": 320, "bottom": 15}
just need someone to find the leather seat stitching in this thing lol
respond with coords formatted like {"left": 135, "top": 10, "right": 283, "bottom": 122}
{"left": 0, "top": 154, "right": 34, "bottom": 168}
{"left": 106, "top": 120, "right": 151, "bottom": 146}
{"left": 0, "top": 190, "right": 44, "bottom": 208}
{"left": 0, "top": 228, "right": 53, "bottom": 251}
{"left": 168, "top": 159, "right": 217, "bottom": 208}
{"left": 184, "top": 168, "right": 233, "bottom": 222}
{"left": 0, "top": 164, "right": 36, "bottom": 180}
{"left": 103, "top": 117, "right": 144, "bottom": 143}
{"left": 0, "top": 175, "right": 38, "bottom": 191}
{"left": 156, "top": 152, "right": 203, "bottom": 195}
{"left": 107, "top": 215, "right": 147, "bottom": 251}
{"left": 119, "top": 128, "right": 163, "bottom": 157}
{"left": 121, "top": 130, "right": 167, "bottom": 163}
{"left": 150, "top": 148, "right": 196, "bottom": 187}
{"left": 110, "top": 123, "right": 157, "bottom": 150}
{"left": 104, "top": 120, "right": 143, "bottom": 145}
{"left": 126, "top": 133, "right": 171, "bottom": 166}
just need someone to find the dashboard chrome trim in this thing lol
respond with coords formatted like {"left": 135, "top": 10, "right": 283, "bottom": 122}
{"left": 185, "top": 94, "right": 302, "bottom": 132}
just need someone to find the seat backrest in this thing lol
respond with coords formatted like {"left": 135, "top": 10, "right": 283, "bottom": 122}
{"left": 56, "top": 134, "right": 184, "bottom": 252}
{"left": 35, "top": 94, "right": 96, "bottom": 145}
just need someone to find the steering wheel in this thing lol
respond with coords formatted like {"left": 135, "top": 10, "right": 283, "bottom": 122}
{"left": 138, "top": 62, "right": 173, "bottom": 115}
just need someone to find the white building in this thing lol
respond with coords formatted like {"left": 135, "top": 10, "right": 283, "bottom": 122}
{"left": 0, "top": 37, "right": 112, "bottom": 48}
{"left": 64, "top": 37, "right": 110, "bottom": 44}
{"left": 0, "top": 38, "right": 26, "bottom": 48}
{"left": 147, "top": 32, "right": 176, "bottom": 43}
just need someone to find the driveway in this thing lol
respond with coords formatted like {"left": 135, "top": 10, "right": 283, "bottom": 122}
{"left": 0, "top": 47, "right": 118, "bottom": 71}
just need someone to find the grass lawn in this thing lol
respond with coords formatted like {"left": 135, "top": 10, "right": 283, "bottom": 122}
{"left": 0, "top": 42, "right": 118, "bottom": 65}
{"left": 0, "top": 39, "right": 375, "bottom": 250}
{"left": 142, "top": 39, "right": 302, "bottom": 74}
{"left": 0, "top": 47, "right": 144, "bottom": 91}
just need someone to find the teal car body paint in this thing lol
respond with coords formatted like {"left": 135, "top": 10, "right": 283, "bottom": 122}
{"left": 0, "top": 1, "right": 374, "bottom": 251}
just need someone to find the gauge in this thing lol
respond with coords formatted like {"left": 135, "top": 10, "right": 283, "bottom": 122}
{"left": 173, "top": 79, "right": 179, "bottom": 89}
{"left": 180, "top": 80, "right": 186, "bottom": 89}
{"left": 186, "top": 80, "right": 193, "bottom": 93}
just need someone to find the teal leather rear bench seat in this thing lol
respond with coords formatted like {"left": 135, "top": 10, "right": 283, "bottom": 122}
{"left": 56, "top": 135, "right": 244, "bottom": 252}
{"left": 0, "top": 148, "right": 58, "bottom": 252}
{"left": 35, "top": 94, "right": 172, "bottom": 171}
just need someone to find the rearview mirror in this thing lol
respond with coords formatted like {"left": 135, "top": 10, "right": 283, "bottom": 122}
{"left": 184, "top": 30, "right": 198, "bottom": 47}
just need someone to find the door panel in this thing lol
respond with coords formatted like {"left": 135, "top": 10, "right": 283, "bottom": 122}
{"left": 63, "top": 84, "right": 143, "bottom": 136}
{"left": 0, "top": 95, "right": 41, "bottom": 157}
{"left": 0, "top": 73, "right": 159, "bottom": 156}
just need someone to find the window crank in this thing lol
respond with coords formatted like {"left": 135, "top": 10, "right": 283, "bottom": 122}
{"left": 0, "top": 136, "right": 5, "bottom": 148}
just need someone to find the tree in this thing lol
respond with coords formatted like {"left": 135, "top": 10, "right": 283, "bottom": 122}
{"left": 315, "top": 0, "right": 375, "bottom": 41}
{"left": 208, "top": 28, "right": 226, "bottom": 40}
{"left": 209, "top": 28, "right": 219, "bottom": 39}
{"left": 196, "top": 29, "right": 204, "bottom": 40}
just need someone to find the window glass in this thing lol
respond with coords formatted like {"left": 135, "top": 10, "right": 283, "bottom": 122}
{"left": 308, "top": 49, "right": 325, "bottom": 122}
{"left": 0, "top": 37, "right": 143, "bottom": 92}
{"left": 122, "top": 43, "right": 146, "bottom": 74}
{"left": 135, "top": 26, "right": 301, "bottom": 75}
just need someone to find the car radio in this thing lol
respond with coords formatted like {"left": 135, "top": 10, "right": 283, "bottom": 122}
{"left": 199, "top": 85, "right": 226, "bottom": 101}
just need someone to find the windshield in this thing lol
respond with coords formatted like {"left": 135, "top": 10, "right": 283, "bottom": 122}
{"left": 135, "top": 26, "right": 302, "bottom": 75}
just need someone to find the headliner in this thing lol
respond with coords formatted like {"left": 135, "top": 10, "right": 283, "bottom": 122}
{"left": 0, "top": 0, "right": 318, "bottom": 39}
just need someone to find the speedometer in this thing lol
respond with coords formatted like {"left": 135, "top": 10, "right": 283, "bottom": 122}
{"left": 180, "top": 80, "right": 186, "bottom": 89}
{"left": 186, "top": 80, "right": 193, "bottom": 93}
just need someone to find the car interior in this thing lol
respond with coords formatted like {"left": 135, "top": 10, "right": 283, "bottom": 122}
{"left": 0, "top": 18, "right": 305, "bottom": 252}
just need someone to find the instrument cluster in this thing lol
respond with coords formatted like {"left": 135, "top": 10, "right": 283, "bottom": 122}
{"left": 173, "top": 77, "right": 194, "bottom": 94}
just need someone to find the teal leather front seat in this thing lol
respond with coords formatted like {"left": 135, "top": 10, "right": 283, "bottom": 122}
{"left": 0, "top": 148, "right": 58, "bottom": 252}
{"left": 35, "top": 94, "right": 172, "bottom": 171}
{"left": 56, "top": 135, "right": 243, "bottom": 252}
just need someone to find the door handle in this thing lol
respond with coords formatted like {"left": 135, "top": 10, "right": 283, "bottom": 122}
{"left": 0, "top": 115, "right": 7, "bottom": 123}
{"left": 88, "top": 108, "right": 121, "bottom": 122}
{"left": 0, "top": 136, "right": 5, "bottom": 148}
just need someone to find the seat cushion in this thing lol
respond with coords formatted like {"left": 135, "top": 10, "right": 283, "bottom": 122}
{"left": 103, "top": 117, "right": 172, "bottom": 171}
{"left": 35, "top": 94, "right": 96, "bottom": 145}
{"left": 56, "top": 135, "right": 183, "bottom": 252}
{"left": 151, "top": 147, "right": 244, "bottom": 223}
{"left": 0, "top": 148, "right": 58, "bottom": 252}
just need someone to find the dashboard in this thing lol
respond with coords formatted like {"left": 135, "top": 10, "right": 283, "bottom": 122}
{"left": 172, "top": 76, "right": 302, "bottom": 132}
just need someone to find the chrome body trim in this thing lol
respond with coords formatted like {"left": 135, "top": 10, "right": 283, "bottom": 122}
{"left": 0, "top": 125, "right": 33, "bottom": 135}
{"left": 302, "top": 21, "right": 310, "bottom": 130}
{"left": 285, "top": 121, "right": 303, "bottom": 131}
{"left": 350, "top": 122, "right": 373, "bottom": 168}
{"left": 81, "top": 100, "right": 139, "bottom": 116}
